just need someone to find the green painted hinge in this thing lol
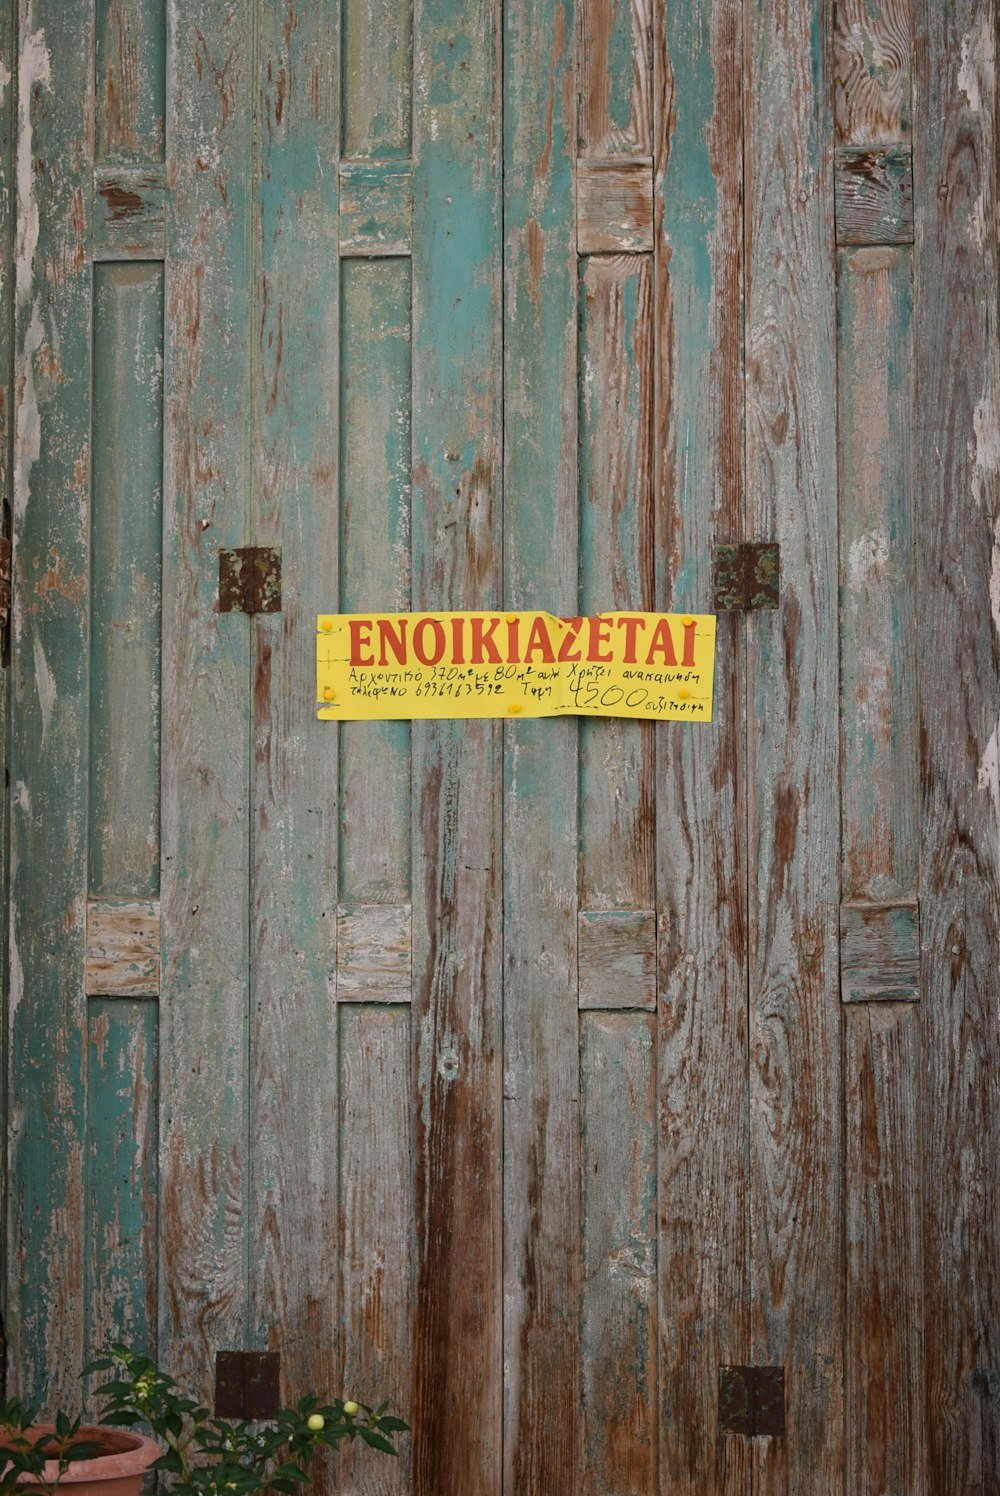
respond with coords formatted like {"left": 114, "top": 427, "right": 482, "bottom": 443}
{"left": 218, "top": 547, "right": 282, "bottom": 615}
{"left": 719, "top": 1365, "right": 785, "bottom": 1436}
{"left": 713, "top": 542, "right": 779, "bottom": 612}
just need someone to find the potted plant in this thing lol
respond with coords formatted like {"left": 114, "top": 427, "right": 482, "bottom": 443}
{"left": 0, "top": 1344, "right": 406, "bottom": 1496}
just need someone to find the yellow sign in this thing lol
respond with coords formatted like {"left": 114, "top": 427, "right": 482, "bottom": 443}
{"left": 317, "top": 611, "right": 715, "bottom": 721}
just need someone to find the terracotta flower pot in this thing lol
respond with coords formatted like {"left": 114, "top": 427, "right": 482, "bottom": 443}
{"left": 13, "top": 1426, "right": 161, "bottom": 1496}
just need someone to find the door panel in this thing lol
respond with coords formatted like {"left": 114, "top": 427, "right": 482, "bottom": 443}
{"left": 7, "top": 1, "right": 1000, "bottom": 1493}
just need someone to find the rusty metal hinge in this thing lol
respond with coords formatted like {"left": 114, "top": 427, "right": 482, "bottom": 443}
{"left": 0, "top": 1313, "right": 7, "bottom": 1401}
{"left": 720, "top": 1365, "right": 785, "bottom": 1436}
{"left": 219, "top": 547, "right": 282, "bottom": 615}
{"left": 713, "top": 542, "right": 780, "bottom": 612}
{"left": 214, "top": 1351, "right": 281, "bottom": 1419}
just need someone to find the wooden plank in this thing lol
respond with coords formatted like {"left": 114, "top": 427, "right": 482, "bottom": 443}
{"left": 838, "top": 244, "right": 916, "bottom": 900}
{"left": 835, "top": 145, "right": 913, "bottom": 245}
{"left": 89, "top": 262, "right": 163, "bottom": 899}
{"left": 93, "top": 168, "right": 168, "bottom": 259}
{"left": 9, "top": 0, "right": 95, "bottom": 1410}
{"left": 840, "top": 902, "right": 919, "bottom": 1004}
{"left": 834, "top": 0, "right": 912, "bottom": 146}
{"left": 337, "top": 1005, "right": 413, "bottom": 1493}
{"left": 580, "top": 1011, "right": 657, "bottom": 1494}
{"left": 342, "top": 0, "right": 411, "bottom": 159}
{"left": 158, "top": 0, "right": 253, "bottom": 1394}
{"left": 339, "top": 163, "right": 412, "bottom": 256}
{"left": 578, "top": 0, "right": 652, "bottom": 158}
{"left": 578, "top": 255, "right": 654, "bottom": 914}
{"left": 502, "top": 0, "right": 580, "bottom": 1477}
{"left": 845, "top": 1002, "right": 925, "bottom": 1494}
{"left": 85, "top": 1000, "right": 159, "bottom": 1362}
{"left": 913, "top": 3, "right": 1000, "bottom": 1488}
{"left": 85, "top": 899, "right": 160, "bottom": 997}
{"left": 744, "top": 1, "right": 842, "bottom": 1488}
{"left": 577, "top": 159, "right": 654, "bottom": 254}
{"left": 339, "top": 257, "right": 411, "bottom": 904}
{"left": 578, "top": 910, "right": 655, "bottom": 1010}
{"left": 337, "top": 904, "right": 411, "bottom": 1002}
{"left": 249, "top": 0, "right": 341, "bottom": 1420}
{"left": 0, "top": 0, "right": 13, "bottom": 1334}
{"left": 655, "top": 2, "right": 750, "bottom": 1488}
{"left": 96, "top": 0, "right": 166, "bottom": 163}
{"left": 410, "top": 0, "right": 503, "bottom": 1478}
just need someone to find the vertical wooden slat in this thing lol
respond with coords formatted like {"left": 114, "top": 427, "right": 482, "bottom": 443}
{"left": 85, "top": 1000, "right": 158, "bottom": 1363}
{"left": 338, "top": 1005, "right": 413, "bottom": 1492}
{"left": 838, "top": 246, "right": 915, "bottom": 903}
{"left": 655, "top": 2, "right": 749, "bottom": 1491}
{"left": 9, "top": 0, "right": 94, "bottom": 1409}
{"left": 96, "top": 0, "right": 166, "bottom": 163}
{"left": 745, "top": 1, "right": 841, "bottom": 1489}
{"left": 914, "top": 2, "right": 1000, "bottom": 1489}
{"left": 844, "top": 1003, "right": 924, "bottom": 1495}
{"left": 834, "top": 0, "right": 911, "bottom": 147}
{"left": 580, "top": 1011, "right": 657, "bottom": 1495}
{"left": 250, "top": 0, "right": 341, "bottom": 1420}
{"left": 339, "top": 259, "right": 411, "bottom": 903}
{"left": 0, "top": 0, "right": 16, "bottom": 1333}
{"left": 159, "top": 0, "right": 252, "bottom": 1391}
{"left": 341, "top": 0, "right": 411, "bottom": 158}
{"left": 410, "top": 0, "right": 502, "bottom": 1479}
{"left": 578, "top": 0, "right": 652, "bottom": 158}
{"left": 578, "top": 255, "right": 654, "bottom": 913}
{"left": 89, "top": 262, "right": 163, "bottom": 901}
{"left": 502, "top": 0, "right": 579, "bottom": 1478}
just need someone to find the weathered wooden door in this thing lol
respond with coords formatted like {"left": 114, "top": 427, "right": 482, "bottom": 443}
{"left": 6, "top": 0, "right": 1000, "bottom": 1491}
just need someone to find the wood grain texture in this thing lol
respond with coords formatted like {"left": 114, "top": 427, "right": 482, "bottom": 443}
{"left": 579, "top": 255, "right": 654, "bottom": 914}
{"left": 577, "top": 158, "right": 654, "bottom": 254}
{"left": 85, "top": 899, "right": 160, "bottom": 997}
{"left": 840, "top": 902, "right": 919, "bottom": 1004}
{"left": 0, "top": 0, "right": 13, "bottom": 1333}
{"left": 85, "top": 1000, "right": 159, "bottom": 1365}
{"left": 339, "top": 257, "right": 411, "bottom": 904}
{"left": 337, "top": 1005, "right": 413, "bottom": 1494}
{"left": 580, "top": 1011, "right": 657, "bottom": 1494}
{"left": 578, "top": 909, "right": 655, "bottom": 1010}
{"left": 250, "top": 0, "right": 341, "bottom": 1423}
{"left": 158, "top": 0, "right": 253, "bottom": 1394}
{"left": 337, "top": 904, "right": 411, "bottom": 1002}
{"left": 96, "top": 0, "right": 166, "bottom": 163}
{"left": 838, "top": 244, "right": 916, "bottom": 901}
{"left": 834, "top": 0, "right": 912, "bottom": 146}
{"left": 89, "top": 262, "right": 163, "bottom": 900}
{"left": 834, "top": 146, "right": 913, "bottom": 245}
{"left": 845, "top": 1002, "right": 925, "bottom": 1494}
{"left": 578, "top": 0, "right": 651, "bottom": 158}
{"left": 9, "top": 0, "right": 94, "bottom": 1409}
{"left": 655, "top": 3, "right": 748, "bottom": 1489}
{"left": 409, "top": 0, "right": 503, "bottom": 1481}
{"left": 913, "top": 2, "right": 1000, "bottom": 1489}
{"left": 502, "top": 0, "right": 580, "bottom": 1478}
{"left": 745, "top": 1, "right": 842, "bottom": 1489}
{"left": 93, "top": 168, "right": 168, "bottom": 259}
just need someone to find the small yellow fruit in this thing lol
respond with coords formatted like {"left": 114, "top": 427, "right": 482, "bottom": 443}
{"left": 343, "top": 1400, "right": 359, "bottom": 1417}
{"left": 307, "top": 1414, "right": 325, "bottom": 1432}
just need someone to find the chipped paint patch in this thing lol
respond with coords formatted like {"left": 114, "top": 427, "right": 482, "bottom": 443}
{"left": 16, "top": 26, "right": 51, "bottom": 311}
{"left": 0, "top": 54, "right": 11, "bottom": 101}
{"left": 971, "top": 391, "right": 1000, "bottom": 509}
{"left": 846, "top": 525, "right": 889, "bottom": 597}
{"left": 958, "top": 13, "right": 995, "bottom": 117}
{"left": 14, "top": 302, "right": 45, "bottom": 537}
{"left": 979, "top": 726, "right": 1000, "bottom": 829}
{"left": 32, "top": 630, "right": 55, "bottom": 746}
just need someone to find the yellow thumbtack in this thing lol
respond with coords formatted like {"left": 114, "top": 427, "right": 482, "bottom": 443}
{"left": 323, "top": 687, "right": 336, "bottom": 701}
{"left": 319, "top": 616, "right": 333, "bottom": 632}
{"left": 506, "top": 614, "right": 518, "bottom": 624}
{"left": 508, "top": 702, "right": 522, "bottom": 714}
{"left": 677, "top": 687, "right": 691, "bottom": 701}
{"left": 682, "top": 616, "right": 694, "bottom": 628}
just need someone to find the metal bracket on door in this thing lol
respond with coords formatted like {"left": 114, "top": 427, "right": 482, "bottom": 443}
{"left": 218, "top": 546, "right": 282, "bottom": 615}
{"left": 712, "top": 542, "right": 780, "bottom": 612}
{"left": 719, "top": 1365, "right": 786, "bottom": 1436}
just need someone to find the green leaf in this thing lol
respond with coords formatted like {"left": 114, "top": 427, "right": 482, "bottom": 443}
{"left": 355, "top": 1427, "right": 396, "bottom": 1455}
